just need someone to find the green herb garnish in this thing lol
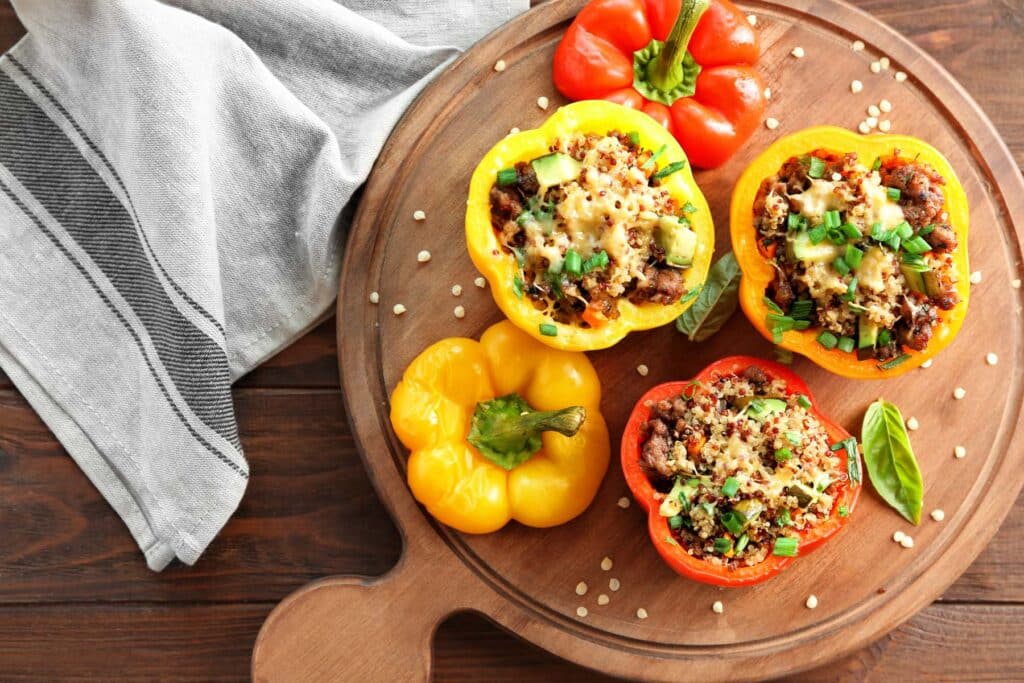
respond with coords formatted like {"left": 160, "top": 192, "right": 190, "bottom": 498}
{"left": 861, "top": 399, "right": 923, "bottom": 524}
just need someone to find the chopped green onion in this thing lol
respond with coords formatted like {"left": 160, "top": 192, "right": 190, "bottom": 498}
{"left": 847, "top": 302, "right": 868, "bottom": 314}
{"left": 878, "top": 353, "right": 912, "bottom": 370}
{"left": 793, "top": 320, "right": 811, "bottom": 330}
{"left": 786, "top": 430, "right": 802, "bottom": 446}
{"left": 827, "top": 227, "right": 847, "bottom": 245}
{"left": 582, "top": 250, "right": 609, "bottom": 273}
{"left": 763, "top": 296, "right": 784, "bottom": 314}
{"left": 789, "top": 299, "right": 814, "bottom": 320}
{"left": 886, "top": 234, "right": 902, "bottom": 251}
{"left": 539, "top": 323, "right": 558, "bottom": 337}
{"left": 808, "top": 156, "right": 826, "bottom": 179}
{"left": 643, "top": 144, "right": 667, "bottom": 169}
{"left": 886, "top": 187, "right": 901, "bottom": 201}
{"left": 787, "top": 212, "right": 807, "bottom": 231}
{"left": 679, "top": 285, "right": 702, "bottom": 305}
{"left": 901, "top": 254, "right": 929, "bottom": 271}
{"left": 837, "top": 336, "right": 856, "bottom": 353}
{"left": 627, "top": 130, "right": 640, "bottom": 145}
{"left": 845, "top": 244, "right": 864, "bottom": 268}
{"left": 682, "top": 201, "right": 697, "bottom": 214}
{"left": 872, "top": 157, "right": 882, "bottom": 171}
{"left": 796, "top": 394, "right": 812, "bottom": 409}
{"left": 817, "top": 331, "right": 839, "bottom": 350}
{"left": 512, "top": 275, "right": 524, "bottom": 299}
{"left": 777, "top": 509, "right": 793, "bottom": 526}
{"left": 563, "top": 249, "right": 582, "bottom": 277}
{"left": 668, "top": 514, "right": 684, "bottom": 530}
{"left": 652, "top": 160, "right": 687, "bottom": 181}
{"left": 895, "top": 221, "right": 913, "bottom": 239}
{"left": 735, "top": 534, "right": 750, "bottom": 553}
{"left": 833, "top": 256, "right": 850, "bottom": 276}
{"left": 516, "top": 211, "right": 534, "bottom": 226}
{"left": 807, "top": 225, "right": 827, "bottom": 244}
{"left": 721, "top": 476, "right": 740, "bottom": 498}
{"left": 903, "top": 235, "right": 931, "bottom": 254}
{"left": 775, "top": 447, "right": 793, "bottom": 462}
{"left": 496, "top": 167, "right": 518, "bottom": 186}
{"left": 842, "top": 277, "right": 859, "bottom": 302}
{"left": 823, "top": 210, "right": 841, "bottom": 230}
{"left": 878, "top": 329, "right": 892, "bottom": 346}
{"left": 870, "top": 221, "right": 887, "bottom": 241}
{"left": 840, "top": 222, "right": 862, "bottom": 240}
{"left": 713, "top": 537, "right": 734, "bottom": 554}
{"left": 773, "top": 536, "right": 799, "bottom": 557}
{"left": 919, "top": 224, "right": 935, "bottom": 235}
{"left": 720, "top": 511, "right": 744, "bottom": 535}
{"left": 839, "top": 505, "right": 849, "bottom": 517}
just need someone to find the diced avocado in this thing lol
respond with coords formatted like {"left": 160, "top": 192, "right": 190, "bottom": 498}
{"left": 659, "top": 476, "right": 699, "bottom": 517}
{"left": 732, "top": 498, "right": 764, "bottom": 525}
{"left": 657, "top": 215, "right": 697, "bottom": 267}
{"left": 530, "top": 153, "right": 581, "bottom": 187}
{"left": 738, "top": 397, "right": 788, "bottom": 421}
{"left": 900, "top": 264, "right": 929, "bottom": 294}
{"left": 786, "top": 481, "right": 818, "bottom": 508}
{"left": 922, "top": 270, "right": 942, "bottom": 297}
{"left": 789, "top": 232, "right": 841, "bottom": 263}
{"left": 857, "top": 315, "right": 879, "bottom": 349}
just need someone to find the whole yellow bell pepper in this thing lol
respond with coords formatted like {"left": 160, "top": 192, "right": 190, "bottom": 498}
{"left": 465, "top": 100, "right": 715, "bottom": 352}
{"left": 390, "top": 320, "right": 610, "bottom": 533}
{"left": 731, "top": 126, "right": 970, "bottom": 378}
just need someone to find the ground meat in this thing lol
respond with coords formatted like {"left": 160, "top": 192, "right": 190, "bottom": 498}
{"left": 514, "top": 161, "right": 539, "bottom": 196}
{"left": 631, "top": 264, "right": 685, "bottom": 305}
{"left": 923, "top": 222, "right": 957, "bottom": 253}
{"left": 880, "top": 161, "right": 946, "bottom": 228}
{"left": 897, "top": 297, "right": 937, "bottom": 351}
{"left": 742, "top": 366, "right": 769, "bottom": 385}
{"left": 489, "top": 186, "right": 521, "bottom": 227}
{"left": 641, "top": 418, "right": 675, "bottom": 480}
{"left": 768, "top": 267, "right": 795, "bottom": 312}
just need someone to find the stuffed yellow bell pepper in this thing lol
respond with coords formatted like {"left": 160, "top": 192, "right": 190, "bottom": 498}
{"left": 465, "top": 100, "right": 715, "bottom": 352}
{"left": 390, "top": 320, "right": 610, "bottom": 533}
{"left": 731, "top": 126, "right": 970, "bottom": 378}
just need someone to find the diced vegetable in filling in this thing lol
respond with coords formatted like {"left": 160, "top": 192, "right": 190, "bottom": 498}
{"left": 489, "top": 131, "right": 697, "bottom": 326}
{"left": 640, "top": 369, "right": 845, "bottom": 567}
{"left": 753, "top": 149, "right": 959, "bottom": 362}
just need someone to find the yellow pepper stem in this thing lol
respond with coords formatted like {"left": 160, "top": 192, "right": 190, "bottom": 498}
{"left": 467, "top": 393, "right": 586, "bottom": 471}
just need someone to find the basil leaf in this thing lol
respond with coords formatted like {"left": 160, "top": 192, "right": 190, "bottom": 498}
{"left": 861, "top": 399, "right": 924, "bottom": 524}
{"left": 675, "top": 252, "right": 741, "bottom": 342}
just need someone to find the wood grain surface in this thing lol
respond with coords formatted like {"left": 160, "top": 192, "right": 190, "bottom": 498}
{"left": 0, "top": 0, "right": 1022, "bottom": 680}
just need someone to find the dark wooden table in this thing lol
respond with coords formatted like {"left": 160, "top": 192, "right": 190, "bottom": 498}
{"left": 1, "top": 1, "right": 1022, "bottom": 680}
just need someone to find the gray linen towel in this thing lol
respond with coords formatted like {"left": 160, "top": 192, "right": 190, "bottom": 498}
{"left": 0, "top": 0, "right": 527, "bottom": 570}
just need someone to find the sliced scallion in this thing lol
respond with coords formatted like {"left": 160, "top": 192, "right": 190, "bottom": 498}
{"left": 775, "top": 447, "right": 793, "bottom": 462}
{"left": 840, "top": 222, "right": 862, "bottom": 240}
{"left": 878, "top": 328, "right": 892, "bottom": 346}
{"left": 788, "top": 212, "right": 807, "bottom": 231}
{"left": 777, "top": 509, "right": 793, "bottom": 526}
{"left": 837, "top": 336, "right": 856, "bottom": 353}
{"left": 878, "top": 353, "right": 912, "bottom": 370}
{"left": 721, "top": 476, "right": 740, "bottom": 498}
{"left": 903, "top": 235, "right": 931, "bottom": 254}
{"left": 735, "top": 534, "right": 750, "bottom": 553}
{"left": 496, "top": 167, "right": 518, "bottom": 186}
{"left": 808, "top": 156, "right": 826, "bottom": 179}
{"left": 807, "top": 225, "right": 827, "bottom": 244}
{"left": 833, "top": 256, "right": 851, "bottom": 276}
{"left": 839, "top": 505, "right": 849, "bottom": 517}
{"left": 823, "top": 210, "right": 841, "bottom": 230}
{"left": 652, "top": 160, "right": 687, "bottom": 181}
{"left": 642, "top": 144, "right": 667, "bottom": 169}
{"left": 886, "top": 186, "right": 901, "bottom": 201}
{"left": 919, "top": 224, "right": 936, "bottom": 235}
{"left": 789, "top": 299, "right": 814, "bottom": 320}
{"left": 763, "top": 296, "right": 784, "bottom": 314}
{"left": 668, "top": 514, "right": 684, "bottom": 530}
{"left": 786, "top": 431, "right": 802, "bottom": 446}
{"left": 773, "top": 536, "right": 799, "bottom": 557}
{"left": 842, "top": 277, "right": 859, "bottom": 302}
{"left": 512, "top": 275, "right": 524, "bottom": 299}
{"left": 682, "top": 201, "right": 697, "bottom": 214}
{"left": 627, "top": 130, "right": 640, "bottom": 145}
{"left": 895, "top": 221, "right": 913, "bottom": 239}
{"left": 539, "top": 323, "right": 558, "bottom": 337}
{"left": 817, "top": 331, "right": 839, "bottom": 350}
{"left": 872, "top": 157, "right": 882, "bottom": 171}
{"left": 796, "top": 394, "right": 812, "bottom": 409}
{"left": 845, "top": 244, "right": 864, "bottom": 268}
{"left": 713, "top": 537, "right": 734, "bottom": 554}
{"left": 720, "top": 511, "right": 744, "bottom": 535}
{"left": 563, "top": 249, "right": 582, "bottom": 277}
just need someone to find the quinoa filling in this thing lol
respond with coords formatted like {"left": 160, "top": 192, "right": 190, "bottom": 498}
{"left": 753, "top": 149, "right": 959, "bottom": 361}
{"left": 489, "top": 131, "right": 698, "bottom": 326}
{"left": 640, "top": 368, "right": 845, "bottom": 568}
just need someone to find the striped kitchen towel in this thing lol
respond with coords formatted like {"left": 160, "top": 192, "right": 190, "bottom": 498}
{"left": 0, "top": 0, "right": 527, "bottom": 570}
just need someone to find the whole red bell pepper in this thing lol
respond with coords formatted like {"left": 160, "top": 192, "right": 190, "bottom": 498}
{"left": 552, "top": 0, "right": 765, "bottom": 169}
{"left": 621, "top": 356, "right": 861, "bottom": 586}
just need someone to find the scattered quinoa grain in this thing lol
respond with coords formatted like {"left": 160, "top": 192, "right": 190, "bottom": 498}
{"left": 509, "top": 126, "right": 520, "bottom": 135}
{"left": 575, "top": 581, "right": 588, "bottom": 596}
{"left": 417, "top": 250, "right": 431, "bottom": 263}
{"left": 1011, "top": 278, "right": 1021, "bottom": 289}
{"left": 868, "top": 104, "right": 881, "bottom": 117}
{"left": 451, "top": 284, "right": 463, "bottom": 296}
{"left": 413, "top": 210, "right": 426, "bottom": 221}
{"left": 986, "top": 352, "right": 999, "bottom": 366}
{"left": 931, "top": 509, "right": 945, "bottom": 522}
{"left": 878, "top": 119, "right": 892, "bottom": 132}
{"left": 747, "top": 14, "right": 757, "bottom": 26}
{"left": 609, "top": 578, "right": 621, "bottom": 591}
{"left": 805, "top": 594, "right": 818, "bottom": 609}
{"left": 765, "top": 117, "right": 779, "bottom": 130}
{"left": 866, "top": 116, "right": 878, "bottom": 129}
{"left": 850, "top": 79, "right": 863, "bottom": 94}
{"left": 895, "top": 71, "right": 908, "bottom": 82}
{"left": 953, "top": 387, "right": 966, "bottom": 400}
{"left": 537, "top": 96, "right": 550, "bottom": 110}
{"left": 900, "top": 535, "right": 914, "bottom": 549}
{"left": 617, "top": 496, "right": 631, "bottom": 509}
{"left": 597, "top": 594, "right": 610, "bottom": 606}
{"left": 636, "top": 364, "right": 649, "bottom": 376}
{"left": 879, "top": 56, "right": 891, "bottom": 69}
{"left": 453, "top": 305, "right": 466, "bottom": 319}
{"left": 392, "top": 303, "right": 407, "bottom": 316}
{"left": 906, "top": 416, "right": 919, "bottom": 431}
{"left": 493, "top": 59, "right": 507, "bottom": 72}
{"left": 921, "top": 358, "right": 933, "bottom": 368}
{"left": 969, "top": 270, "right": 982, "bottom": 284}
{"left": 870, "top": 61, "right": 881, "bottom": 73}
{"left": 577, "top": 606, "right": 588, "bottom": 618}
{"left": 831, "top": 172, "right": 842, "bottom": 182}
{"left": 764, "top": 87, "right": 772, "bottom": 100}
{"left": 474, "top": 276, "right": 487, "bottom": 288}
{"left": 852, "top": 39, "right": 865, "bottom": 51}
{"left": 879, "top": 98, "right": 893, "bottom": 113}
{"left": 858, "top": 121, "right": 871, "bottom": 134}
{"left": 712, "top": 601, "right": 724, "bottom": 614}
{"left": 893, "top": 530, "right": 906, "bottom": 543}
{"left": 636, "top": 608, "right": 649, "bottom": 620}
{"left": 369, "top": 291, "right": 380, "bottom": 304}
{"left": 791, "top": 46, "right": 805, "bottom": 59}
{"left": 600, "top": 556, "right": 613, "bottom": 571}
{"left": 954, "top": 445, "right": 967, "bottom": 459}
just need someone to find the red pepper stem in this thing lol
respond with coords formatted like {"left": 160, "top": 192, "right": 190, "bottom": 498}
{"left": 647, "top": 0, "right": 709, "bottom": 92}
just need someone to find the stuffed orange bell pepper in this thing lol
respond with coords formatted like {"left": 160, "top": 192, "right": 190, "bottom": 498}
{"left": 390, "top": 320, "right": 610, "bottom": 533}
{"left": 466, "top": 100, "right": 714, "bottom": 352}
{"left": 621, "top": 356, "right": 861, "bottom": 586}
{"left": 552, "top": 0, "right": 764, "bottom": 169}
{"left": 731, "top": 126, "right": 970, "bottom": 378}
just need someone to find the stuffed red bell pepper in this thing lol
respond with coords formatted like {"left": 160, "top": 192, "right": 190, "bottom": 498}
{"left": 552, "top": 0, "right": 765, "bottom": 169}
{"left": 621, "top": 357, "right": 861, "bottom": 586}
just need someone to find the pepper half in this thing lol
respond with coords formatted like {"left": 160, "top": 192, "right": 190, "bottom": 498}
{"left": 466, "top": 100, "right": 715, "bottom": 351}
{"left": 552, "top": 0, "right": 764, "bottom": 169}
{"left": 390, "top": 320, "right": 610, "bottom": 534}
{"left": 731, "top": 127, "right": 970, "bottom": 378}
{"left": 621, "top": 356, "right": 861, "bottom": 586}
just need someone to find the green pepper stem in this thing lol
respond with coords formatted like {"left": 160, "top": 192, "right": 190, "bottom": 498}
{"left": 504, "top": 405, "right": 585, "bottom": 439}
{"left": 646, "top": 0, "right": 709, "bottom": 92}
{"left": 466, "top": 393, "right": 587, "bottom": 471}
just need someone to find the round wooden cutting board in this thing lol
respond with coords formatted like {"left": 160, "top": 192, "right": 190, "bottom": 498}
{"left": 252, "top": 1, "right": 1024, "bottom": 680}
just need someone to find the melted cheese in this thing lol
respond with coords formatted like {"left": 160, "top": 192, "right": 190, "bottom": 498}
{"left": 791, "top": 180, "right": 846, "bottom": 223}
{"left": 856, "top": 246, "right": 891, "bottom": 293}
{"left": 862, "top": 181, "right": 905, "bottom": 228}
